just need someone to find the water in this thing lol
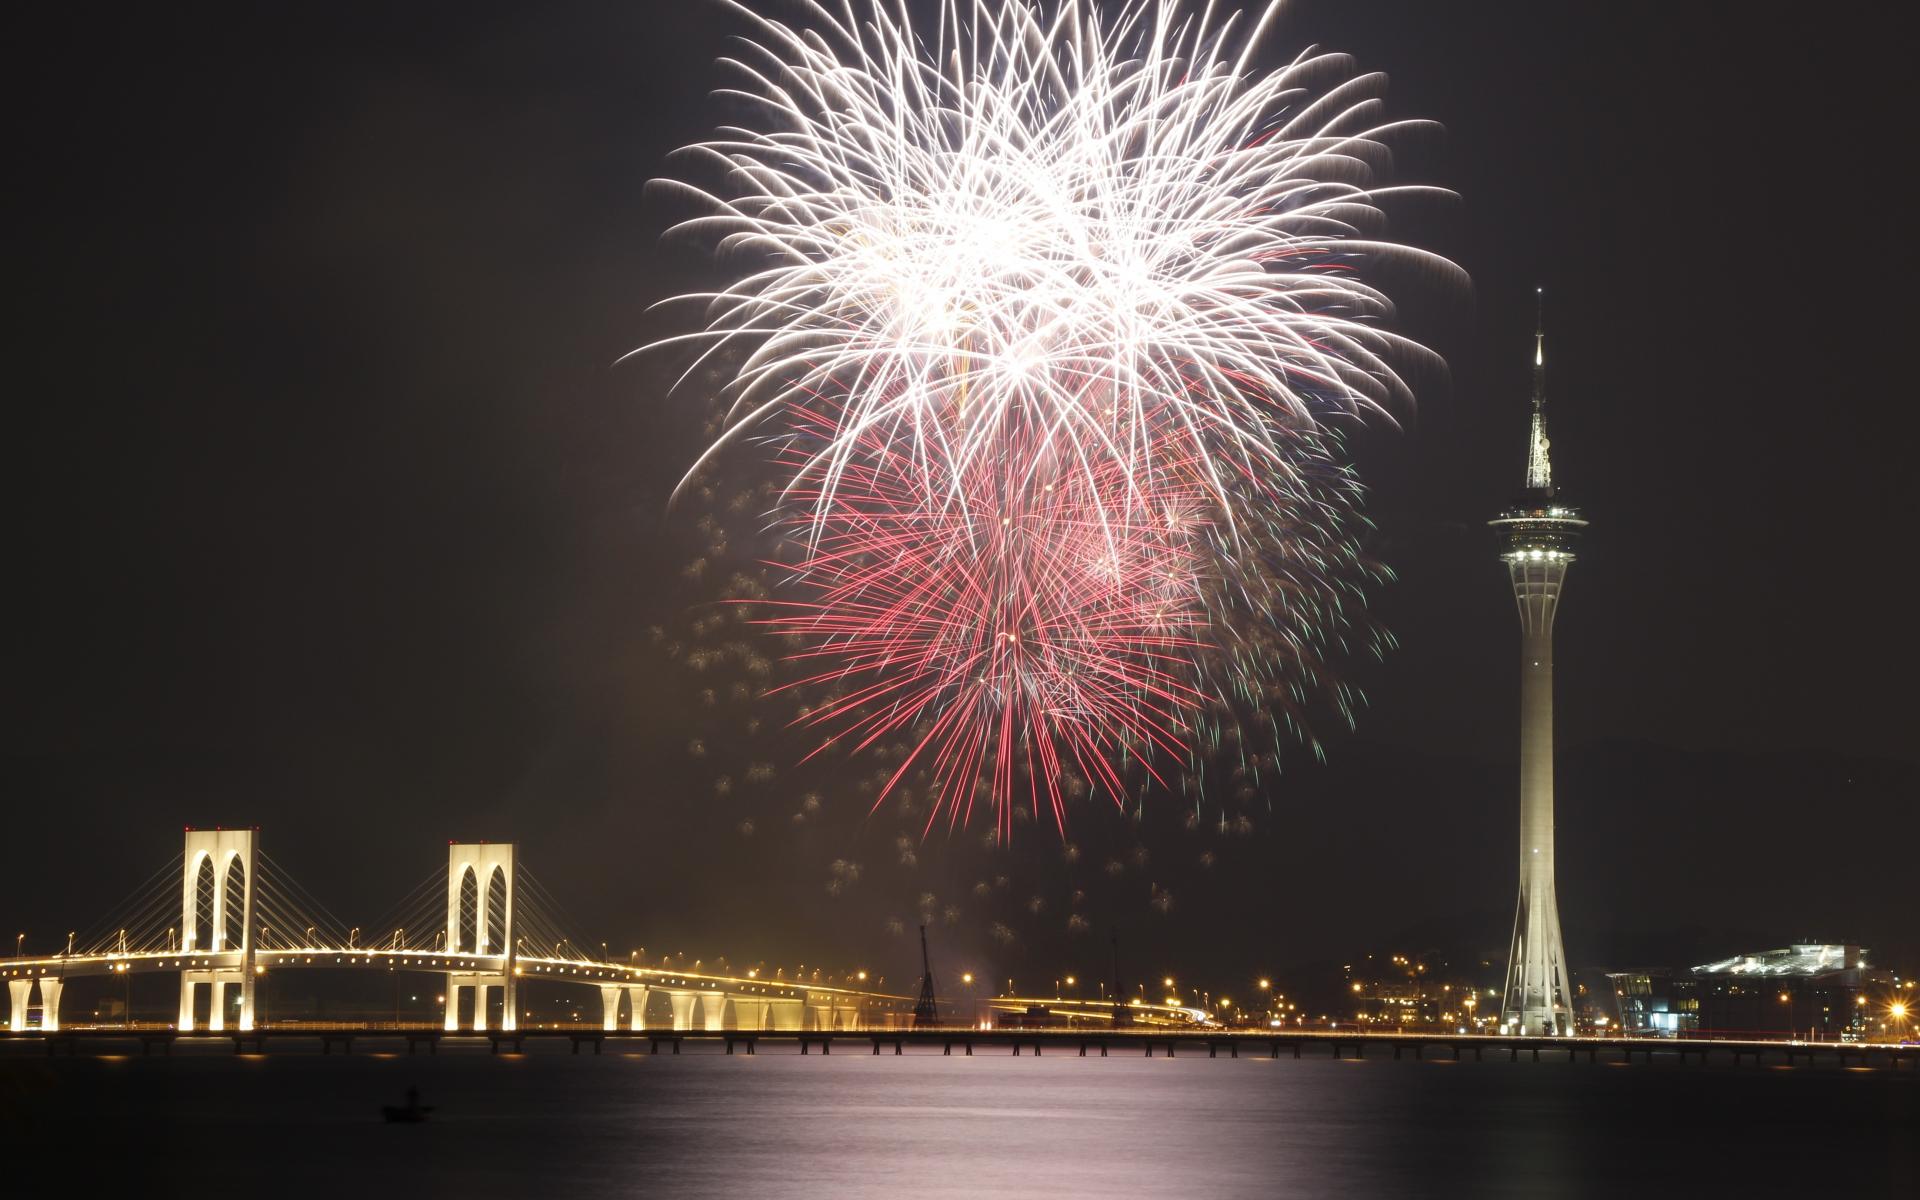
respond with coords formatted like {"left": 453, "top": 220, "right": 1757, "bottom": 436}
{"left": 4, "top": 1043, "right": 1914, "bottom": 1196}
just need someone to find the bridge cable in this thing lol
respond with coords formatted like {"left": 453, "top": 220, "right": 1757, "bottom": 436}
{"left": 360, "top": 868, "right": 451, "bottom": 953}
{"left": 72, "top": 856, "right": 183, "bottom": 956}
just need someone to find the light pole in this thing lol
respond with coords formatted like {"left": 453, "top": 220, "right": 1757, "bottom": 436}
{"left": 13, "top": 933, "right": 21, "bottom": 959}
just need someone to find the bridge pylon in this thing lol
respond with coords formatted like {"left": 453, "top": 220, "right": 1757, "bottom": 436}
{"left": 177, "top": 828, "right": 258, "bottom": 1032}
{"left": 443, "top": 843, "right": 516, "bottom": 1031}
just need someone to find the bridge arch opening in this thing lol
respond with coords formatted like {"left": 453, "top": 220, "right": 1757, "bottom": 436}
{"left": 192, "top": 854, "right": 216, "bottom": 951}
{"left": 457, "top": 866, "right": 478, "bottom": 953}
{"left": 485, "top": 866, "right": 506, "bottom": 954}
{"left": 222, "top": 855, "right": 246, "bottom": 951}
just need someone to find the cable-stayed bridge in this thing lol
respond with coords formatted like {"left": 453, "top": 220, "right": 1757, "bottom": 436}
{"left": 3, "top": 828, "right": 906, "bottom": 1034}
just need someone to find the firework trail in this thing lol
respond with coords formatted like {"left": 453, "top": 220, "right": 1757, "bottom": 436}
{"left": 646, "top": 0, "right": 1458, "bottom": 833}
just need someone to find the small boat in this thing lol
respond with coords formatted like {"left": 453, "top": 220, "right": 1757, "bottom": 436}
{"left": 383, "top": 1087, "right": 434, "bottom": 1124}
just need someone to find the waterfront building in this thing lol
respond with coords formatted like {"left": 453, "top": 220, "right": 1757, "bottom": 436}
{"left": 1607, "top": 945, "right": 1911, "bottom": 1040}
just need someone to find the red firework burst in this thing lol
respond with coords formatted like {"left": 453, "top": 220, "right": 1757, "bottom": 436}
{"left": 764, "top": 396, "right": 1222, "bottom": 839}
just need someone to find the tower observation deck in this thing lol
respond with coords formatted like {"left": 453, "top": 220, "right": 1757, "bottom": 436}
{"left": 1488, "top": 292, "right": 1587, "bottom": 1037}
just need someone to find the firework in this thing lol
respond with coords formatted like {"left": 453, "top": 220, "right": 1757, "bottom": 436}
{"left": 767, "top": 393, "right": 1217, "bottom": 839}
{"left": 648, "top": 0, "right": 1457, "bottom": 832}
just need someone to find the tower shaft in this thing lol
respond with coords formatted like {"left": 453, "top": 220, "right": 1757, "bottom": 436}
{"left": 1505, "top": 558, "right": 1570, "bottom": 1035}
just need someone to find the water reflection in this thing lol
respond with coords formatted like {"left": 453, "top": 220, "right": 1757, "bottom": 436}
{"left": 3, "top": 1047, "right": 1913, "bottom": 1197}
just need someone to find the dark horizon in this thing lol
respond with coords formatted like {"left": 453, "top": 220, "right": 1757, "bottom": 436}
{"left": 7, "top": 1, "right": 1914, "bottom": 987}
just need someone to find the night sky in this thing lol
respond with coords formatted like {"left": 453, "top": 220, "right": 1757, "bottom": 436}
{"left": 8, "top": 2, "right": 1913, "bottom": 987}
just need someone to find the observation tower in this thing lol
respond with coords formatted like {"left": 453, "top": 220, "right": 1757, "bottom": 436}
{"left": 1489, "top": 292, "right": 1587, "bottom": 1037}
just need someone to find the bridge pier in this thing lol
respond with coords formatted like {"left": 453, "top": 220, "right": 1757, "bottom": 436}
{"left": 667, "top": 990, "right": 697, "bottom": 1031}
{"left": 730, "top": 996, "right": 769, "bottom": 1031}
{"left": 444, "top": 981, "right": 468, "bottom": 1032}
{"left": 179, "top": 970, "right": 251, "bottom": 1032}
{"left": 768, "top": 998, "right": 805, "bottom": 1031}
{"left": 599, "top": 983, "right": 656, "bottom": 1030}
{"left": 35, "top": 978, "right": 63, "bottom": 1031}
{"left": 7, "top": 979, "right": 32, "bottom": 1031}
{"left": 700, "top": 992, "right": 726, "bottom": 1032}
{"left": 442, "top": 974, "right": 514, "bottom": 1031}
{"left": 804, "top": 996, "right": 835, "bottom": 1030}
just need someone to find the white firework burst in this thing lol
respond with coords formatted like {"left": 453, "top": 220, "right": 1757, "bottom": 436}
{"left": 643, "top": 0, "right": 1460, "bottom": 529}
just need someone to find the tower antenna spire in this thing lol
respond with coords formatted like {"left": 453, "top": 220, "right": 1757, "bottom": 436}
{"left": 1527, "top": 287, "right": 1552, "bottom": 493}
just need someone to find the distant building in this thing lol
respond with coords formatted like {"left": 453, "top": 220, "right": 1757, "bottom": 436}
{"left": 1341, "top": 952, "right": 1499, "bottom": 1033}
{"left": 1608, "top": 945, "right": 1907, "bottom": 1041}
{"left": 1691, "top": 944, "right": 1889, "bottom": 1041}
{"left": 1604, "top": 969, "right": 1698, "bottom": 1038}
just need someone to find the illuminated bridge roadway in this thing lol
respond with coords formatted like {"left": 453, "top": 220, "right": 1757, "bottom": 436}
{"left": 3, "top": 827, "right": 911, "bottom": 1035}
